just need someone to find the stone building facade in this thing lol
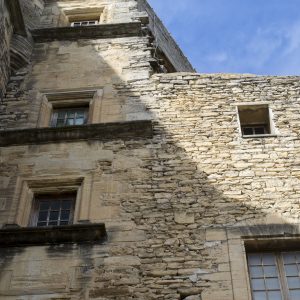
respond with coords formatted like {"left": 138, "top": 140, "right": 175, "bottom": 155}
{"left": 0, "top": 1, "right": 300, "bottom": 300}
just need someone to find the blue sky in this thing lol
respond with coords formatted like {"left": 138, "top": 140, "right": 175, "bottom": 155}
{"left": 147, "top": 0, "right": 300, "bottom": 75}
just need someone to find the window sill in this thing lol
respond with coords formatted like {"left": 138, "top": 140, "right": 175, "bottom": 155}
{"left": 242, "top": 134, "right": 278, "bottom": 139}
{"left": 31, "top": 22, "right": 142, "bottom": 42}
{"left": 0, "top": 120, "right": 153, "bottom": 146}
{"left": 0, "top": 223, "right": 107, "bottom": 246}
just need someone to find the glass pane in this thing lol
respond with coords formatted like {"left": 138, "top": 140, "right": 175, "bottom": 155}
{"left": 285, "top": 265, "right": 299, "bottom": 276}
{"left": 75, "top": 118, "right": 84, "bottom": 125}
{"left": 57, "top": 111, "right": 65, "bottom": 118}
{"left": 51, "top": 201, "right": 60, "bottom": 210}
{"left": 37, "top": 222, "right": 47, "bottom": 227}
{"left": 249, "top": 254, "right": 261, "bottom": 266}
{"left": 252, "top": 279, "right": 265, "bottom": 290}
{"left": 283, "top": 253, "right": 297, "bottom": 264}
{"left": 243, "top": 127, "right": 253, "bottom": 135}
{"left": 287, "top": 277, "right": 300, "bottom": 289}
{"left": 267, "top": 291, "right": 282, "bottom": 300}
{"left": 263, "top": 266, "right": 278, "bottom": 277}
{"left": 262, "top": 254, "right": 276, "bottom": 265}
{"left": 38, "top": 211, "right": 48, "bottom": 222}
{"left": 254, "top": 127, "right": 265, "bottom": 134}
{"left": 61, "top": 210, "right": 70, "bottom": 220}
{"left": 49, "top": 211, "right": 59, "bottom": 221}
{"left": 67, "top": 112, "right": 75, "bottom": 118}
{"left": 61, "top": 200, "right": 72, "bottom": 209}
{"left": 253, "top": 291, "right": 267, "bottom": 300}
{"left": 66, "top": 118, "right": 74, "bottom": 126}
{"left": 250, "top": 266, "right": 264, "bottom": 278}
{"left": 59, "top": 221, "right": 69, "bottom": 225}
{"left": 48, "top": 221, "right": 58, "bottom": 226}
{"left": 56, "top": 119, "right": 65, "bottom": 127}
{"left": 266, "top": 278, "right": 280, "bottom": 290}
{"left": 290, "top": 290, "right": 300, "bottom": 300}
{"left": 40, "top": 201, "right": 50, "bottom": 210}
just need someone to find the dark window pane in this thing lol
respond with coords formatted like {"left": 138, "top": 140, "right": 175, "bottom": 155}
{"left": 48, "top": 221, "right": 58, "bottom": 226}
{"left": 51, "top": 201, "right": 60, "bottom": 210}
{"left": 37, "top": 222, "right": 47, "bottom": 227}
{"left": 61, "top": 200, "right": 72, "bottom": 209}
{"left": 56, "top": 119, "right": 65, "bottom": 127}
{"left": 58, "top": 111, "right": 65, "bottom": 118}
{"left": 243, "top": 127, "right": 254, "bottom": 135}
{"left": 61, "top": 210, "right": 70, "bottom": 220}
{"left": 59, "top": 221, "right": 69, "bottom": 225}
{"left": 40, "top": 201, "right": 50, "bottom": 210}
{"left": 254, "top": 127, "right": 265, "bottom": 134}
{"left": 38, "top": 211, "right": 48, "bottom": 222}
{"left": 49, "top": 211, "right": 59, "bottom": 221}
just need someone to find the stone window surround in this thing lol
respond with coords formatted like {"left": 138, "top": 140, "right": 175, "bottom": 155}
{"left": 234, "top": 102, "right": 278, "bottom": 138}
{"left": 228, "top": 225, "right": 300, "bottom": 300}
{"left": 37, "top": 89, "right": 103, "bottom": 128}
{"left": 63, "top": 7, "right": 105, "bottom": 27}
{"left": 7, "top": 175, "right": 93, "bottom": 227}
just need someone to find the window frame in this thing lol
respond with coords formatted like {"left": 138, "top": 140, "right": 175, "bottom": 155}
{"left": 70, "top": 20, "right": 99, "bottom": 27}
{"left": 30, "top": 193, "right": 76, "bottom": 227}
{"left": 247, "top": 251, "right": 300, "bottom": 300}
{"left": 50, "top": 107, "right": 89, "bottom": 128}
{"left": 236, "top": 103, "right": 277, "bottom": 138}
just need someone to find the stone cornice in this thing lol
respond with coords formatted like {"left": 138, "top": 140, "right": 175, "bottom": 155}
{"left": 0, "top": 223, "right": 107, "bottom": 246}
{"left": 0, "top": 120, "right": 153, "bottom": 147}
{"left": 31, "top": 22, "right": 143, "bottom": 42}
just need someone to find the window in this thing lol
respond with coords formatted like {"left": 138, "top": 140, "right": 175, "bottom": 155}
{"left": 71, "top": 20, "right": 99, "bottom": 27}
{"left": 50, "top": 107, "right": 88, "bottom": 127}
{"left": 247, "top": 252, "right": 300, "bottom": 300}
{"left": 238, "top": 104, "right": 275, "bottom": 137}
{"left": 30, "top": 193, "right": 75, "bottom": 227}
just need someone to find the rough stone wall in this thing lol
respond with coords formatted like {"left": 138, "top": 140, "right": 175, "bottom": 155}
{"left": 1, "top": 70, "right": 300, "bottom": 299}
{"left": 0, "top": 0, "right": 13, "bottom": 99}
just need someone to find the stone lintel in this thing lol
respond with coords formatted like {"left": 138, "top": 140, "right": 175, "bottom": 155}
{"left": 5, "top": 0, "right": 27, "bottom": 36}
{"left": 31, "top": 22, "right": 143, "bottom": 42}
{"left": 0, "top": 120, "right": 153, "bottom": 146}
{"left": 0, "top": 223, "right": 107, "bottom": 246}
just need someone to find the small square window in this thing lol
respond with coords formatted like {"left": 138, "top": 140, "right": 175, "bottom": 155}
{"left": 247, "top": 251, "right": 300, "bottom": 300}
{"left": 50, "top": 107, "right": 88, "bottom": 127}
{"left": 238, "top": 104, "right": 274, "bottom": 137}
{"left": 30, "top": 193, "right": 76, "bottom": 227}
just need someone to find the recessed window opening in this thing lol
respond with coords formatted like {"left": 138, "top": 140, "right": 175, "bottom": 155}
{"left": 238, "top": 104, "right": 273, "bottom": 137}
{"left": 247, "top": 251, "right": 300, "bottom": 300}
{"left": 50, "top": 107, "right": 88, "bottom": 127}
{"left": 31, "top": 193, "right": 76, "bottom": 227}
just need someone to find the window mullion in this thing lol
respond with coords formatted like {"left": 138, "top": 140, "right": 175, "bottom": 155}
{"left": 277, "top": 253, "right": 289, "bottom": 300}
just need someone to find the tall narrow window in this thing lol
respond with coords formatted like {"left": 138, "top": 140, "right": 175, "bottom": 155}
{"left": 31, "top": 193, "right": 76, "bottom": 227}
{"left": 247, "top": 252, "right": 300, "bottom": 300}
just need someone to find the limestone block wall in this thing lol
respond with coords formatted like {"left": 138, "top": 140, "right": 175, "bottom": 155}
{"left": 1, "top": 72, "right": 300, "bottom": 299}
